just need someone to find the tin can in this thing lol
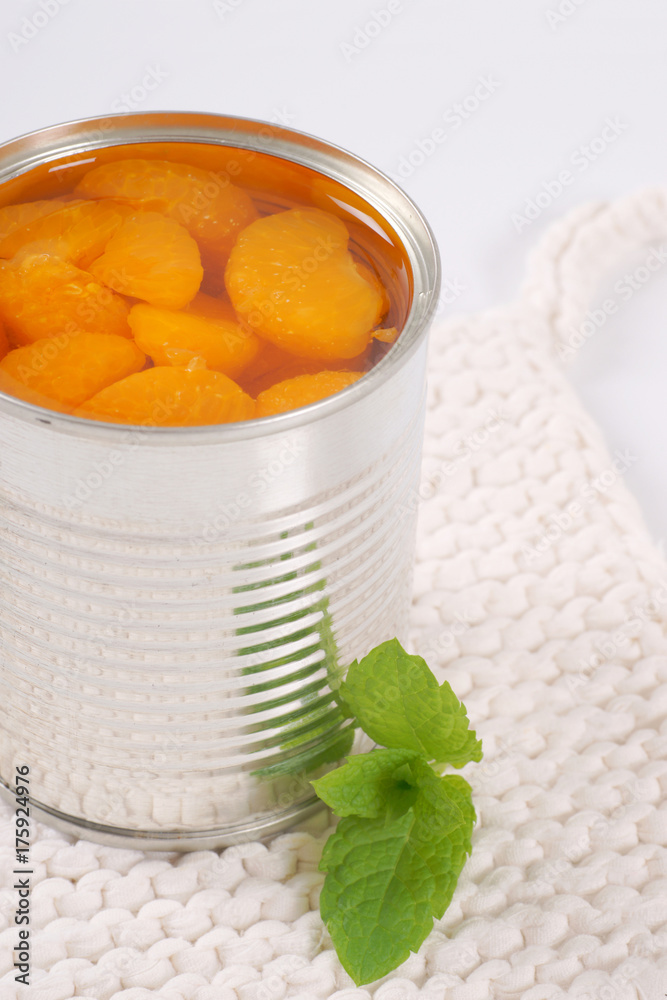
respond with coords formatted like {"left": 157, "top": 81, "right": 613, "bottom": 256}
{"left": 0, "top": 113, "right": 440, "bottom": 849}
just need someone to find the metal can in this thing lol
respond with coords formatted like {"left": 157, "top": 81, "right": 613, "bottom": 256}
{"left": 0, "top": 113, "right": 440, "bottom": 849}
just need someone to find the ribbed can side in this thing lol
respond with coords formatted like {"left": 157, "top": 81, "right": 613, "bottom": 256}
{"left": 0, "top": 341, "right": 427, "bottom": 841}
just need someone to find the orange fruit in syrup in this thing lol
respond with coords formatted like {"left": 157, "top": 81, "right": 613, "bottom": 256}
{"left": 0, "top": 158, "right": 396, "bottom": 424}
{"left": 356, "top": 260, "right": 390, "bottom": 317}
{"left": 0, "top": 200, "right": 128, "bottom": 268}
{"left": 78, "top": 366, "right": 255, "bottom": 426}
{"left": 239, "top": 341, "right": 372, "bottom": 396}
{"left": 0, "top": 253, "right": 131, "bottom": 346}
{"left": 129, "top": 292, "right": 259, "bottom": 378}
{"left": 225, "top": 209, "right": 385, "bottom": 360}
{"left": 76, "top": 158, "right": 258, "bottom": 269}
{"left": 0, "top": 333, "right": 145, "bottom": 408}
{"left": 372, "top": 327, "right": 398, "bottom": 344}
{"left": 255, "top": 370, "right": 362, "bottom": 418}
{"left": 89, "top": 211, "right": 203, "bottom": 309}
{"left": 0, "top": 200, "right": 72, "bottom": 242}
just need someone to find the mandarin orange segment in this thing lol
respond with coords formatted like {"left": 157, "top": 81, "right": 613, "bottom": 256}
{"left": 0, "top": 200, "right": 71, "bottom": 242}
{"left": 355, "top": 260, "right": 391, "bottom": 317}
{"left": 0, "top": 252, "right": 132, "bottom": 346}
{"left": 0, "top": 333, "right": 145, "bottom": 408}
{"left": 372, "top": 327, "right": 398, "bottom": 344}
{"left": 88, "top": 211, "right": 203, "bottom": 309}
{"left": 78, "top": 366, "right": 256, "bottom": 426}
{"left": 75, "top": 158, "right": 258, "bottom": 267}
{"left": 255, "top": 370, "right": 363, "bottom": 418}
{"left": 224, "top": 209, "right": 385, "bottom": 360}
{"left": 239, "top": 342, "right": 372, "bottom": 396}
{"left": 0, "top": 200, "right": 128, "bottom": 268}
{"left": 128, "top": 292, "right": 260, "bottom": 378}
{"left": 235, "top": 341, "right": 296, "bottom": 388}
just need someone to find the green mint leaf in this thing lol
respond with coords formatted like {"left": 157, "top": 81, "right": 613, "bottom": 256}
{"left": 319, "top": 811, "right": 437, "bottom": 985}
{"left": 409, "top": 760, "right": 475, "bottom": 919}
{"left": 339, "top": 638, "right": 482, "bottom": 767}
{"left": 319, "top": 762, "right": 476, "bottom": 985}
{"left": 311, "top": 748, "right": 420, "bottom": 818}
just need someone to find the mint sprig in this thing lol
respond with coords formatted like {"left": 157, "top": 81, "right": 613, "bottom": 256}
{"left": 338, "top": 640, "right": 483, "bottom": 767}
{"left": 312, "top": 638, "right": 482, "bottom": 985}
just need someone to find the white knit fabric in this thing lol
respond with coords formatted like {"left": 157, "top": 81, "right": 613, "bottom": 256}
{"left": 2, "top": 190, "right": 667, "bottom": 999}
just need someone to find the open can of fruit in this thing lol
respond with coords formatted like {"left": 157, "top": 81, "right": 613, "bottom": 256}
{"left": 0, "top": 112, "right": 440, "bottom": 849}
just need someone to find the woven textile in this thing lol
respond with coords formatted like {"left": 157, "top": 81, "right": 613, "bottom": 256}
{"left": 1, "top": 191, "right": 667, "bottom": 1000}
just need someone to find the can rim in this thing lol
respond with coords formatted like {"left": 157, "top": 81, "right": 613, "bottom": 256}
{"left": 0, "top": 111, "right": 441, "bottom": 441}
{"left": 0, "top": 777, "right": 327, "bottom": 851}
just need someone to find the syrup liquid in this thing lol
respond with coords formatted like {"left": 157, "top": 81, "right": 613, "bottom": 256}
{"left": 0, "top": 141, "right": 414, "bottom": 410}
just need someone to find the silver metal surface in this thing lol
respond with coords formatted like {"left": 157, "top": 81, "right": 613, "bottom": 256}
{"left": 0, "top": 112, "right": 440, "bottom": 849}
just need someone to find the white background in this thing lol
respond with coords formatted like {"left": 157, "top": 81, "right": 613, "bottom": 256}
{"left": 2, "top": 0, "right": 667, "bottom": 541}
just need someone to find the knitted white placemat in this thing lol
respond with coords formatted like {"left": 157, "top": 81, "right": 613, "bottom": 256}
{"left": 2, "top": 190, "right": 667, "bottom": 1000}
